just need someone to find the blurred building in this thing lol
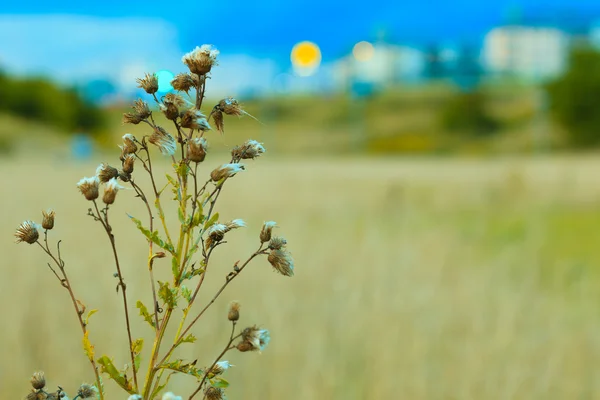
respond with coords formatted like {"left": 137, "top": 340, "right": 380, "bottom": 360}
{"left": 483, "top": 25, "right": 570, "bottom": 82}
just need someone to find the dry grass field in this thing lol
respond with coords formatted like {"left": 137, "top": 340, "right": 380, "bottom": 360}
{"left": 2, "top": 153, "right": 600, "bottom": 399}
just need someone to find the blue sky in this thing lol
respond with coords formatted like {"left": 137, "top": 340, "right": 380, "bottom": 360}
{"left": 1, "top": 1, "right": 599, "bottom": 95}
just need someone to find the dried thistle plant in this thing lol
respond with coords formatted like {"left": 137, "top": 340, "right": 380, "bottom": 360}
{"left": 15, "top": 45, "right": 295, "bottom": 400}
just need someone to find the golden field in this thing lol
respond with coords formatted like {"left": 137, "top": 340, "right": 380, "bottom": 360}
{"left": 2, "top": 152, "right": 600, "bottom": 399}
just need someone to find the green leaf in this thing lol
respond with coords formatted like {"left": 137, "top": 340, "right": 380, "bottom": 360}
{"left": 181, "top": 285, "right": 192, "bottom": 302}
{"left": 150, "top": 371, "right": 176, "bottom": 400}
{"left": 131, "top": 338, "right": 143, "bottom": 371}
{"left": 171, "top": 257, "right": 179, "bottom": 278}
{"left": 128, "top": 215, "right": 174, "bottom": 253}
{"left": 211, "top": 377, "right": 230, "bottom": 388}
{"left": 159, "top": 359, "right": 203, "bottom": 378}
{"left": 180, "top": 333, "right": 197, "bottom": 344}
{"left": 178, "top": 207, "right": 186, "bottom": 224}
{"left": 97, "top": 356, "right": 135, "bottom": 394}
{"left": 82, "top": 331, "right": 95, "bottom": 361}
{"left": 158, "top": 281, "right": 178, "bottom": 308}
{"left": 84, "top": 309, "right": 98, "bottom": 325}
{"left": 136, "top": 300, "right": 155, "bottom": 329}
{"left": 165, "top": 174, "right": 179, "bottom": 189}
{"left": 203, "top": 212, "right": 219, "bottom": 231}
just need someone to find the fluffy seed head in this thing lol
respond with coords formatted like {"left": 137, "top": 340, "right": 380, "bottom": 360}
{"left": 103, "top": 178, "right": 125, "bottom": 205}
{"left": 30, "top": 371, "right": 46, "bottom": 390}
{"left": 187, "top": 137, "right": 208, "bottom": 163}
{"left": 210, "top": 163, "right": 245, "bottom": 182}
{"left": 228, "top": 301, "right": 240, "bottom": 321}
{"left": 240, "top": 326, "right": 271, "bottom": 352}
{"left": 149, "top": 126, "right": 177, "bottom": 156}
{"left": 182, "top": 45, "right": 219, "bottom": 75}
{"left": 42, "top": 209, "right": 55, "bottom": 230}
{"left": 218, "top": 97, "right": 243, "bottom": 116}
{"left": 171, "top": 73, "right": 196, "bottom": 93}
{"left": 180, "top": 109, "right": 211, "bottom": 131}
{"left": 210, "top": 360, "right": 233, "bottom": 376}
{"left": 96, "top": 163, "right": 119, "bottom": 183}
{"left": 268, "top": 236, "right": 287, "bottom": 250}
{"left": 77, "top": 176, "right": 100, "bottom": 201}
{"left": 122, "top": 154, "right": 136, "bottom": 174}
{"left": 212, "top": 110, "right": 224, "bottom": 133}
{"left": 160, "top": 93, "right": 185, "bottom": 120}
{"left": 136, "top": 72, "right": 159, "bottom": 94}
{"left": 268, "top": 248, "right": 295, "bottom": 277}
{"left": 232, "top": 139, "right": 265, "bottom": 160}
{"left": 161, "top": 393, "right": 182, "bottom": 400}
{"left": 225, "top": 219, "right": 246, "bottom": 231}
{"left": 260, "top": 221, "right": 277, "bottom": 243}
{"left": 204, "top": 387, "right": 225, "bottom": 400}
{"left": 77, "top": 383, "right": 98, "bottom": 399}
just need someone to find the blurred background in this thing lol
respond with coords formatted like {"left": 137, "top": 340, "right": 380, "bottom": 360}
{"left": 2, "top": 0, "right": 600, "bottom": 399}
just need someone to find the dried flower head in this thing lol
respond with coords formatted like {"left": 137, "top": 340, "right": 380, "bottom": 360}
{"left": 182, "top": 45, "right": 219, "bottom": 75}
{"left": 123, "top": 99, "right": 151, "bottom": 124}
{"left": 232, "top": 139, "right": 266, "bottom": 160}
{"left": 15, "top": 221, "right": 40, "bottom": 244}
{"left": 30, "top": 371, "right": 45, "bottom": 390}
{"left": 180, "top": 109, "right": 211, "bottom": 131}
{"left": 268, "top": 248, "right": 294, "bottom": 277}
{"left": 136, "top": 72, "right": 159, "bottom": 94}
{"left": 122, "top": 153, "right": 136, "bottom": 174}
{"left": 260, "top": 221, "right": 277, "bottom": 243}
{"left": 96, "top": 163, "right": 119, "bottom": 183}
{"left": 77, "top": 383, "right": 98, "bottom": 399}
{"left": 212, "top": 110, "right": 224, "bottom": 133}
{"left": 204, "top": 387, "right": 225, "bottom": 400}
{"left": 187, "top": 137, "right": 208, "bottom": 163}
{"left": 149, "top": 126, "right": 177, "bottom": 156}
{"left": 210, "top": 163, "right": 245, "bottom": 182}
{"left": 26, "top": 391, "right": 46, "bottom": 400}
{"left": 171, "top": 73, "right": 196, "bottom": 93}
{"left": 228, "top": 301, "right": 240, "bottom": 321}
{"left": 161, "top": 393, "right": 182, "bottom": 400}
{"left": 42, "top": 209, "right": 55, "bottom": 230}
{"left": 160, "top": 93, "right": 185, "bottom": 120}
{"left": 225, "top": 219, "right": 246, "bottom": 231}
{"left": 268, "top": 236, "right": 287, "bottom": 250}
{"left": 239, "top": 326, "right": 271, "bottom": 352}
{"left": 218, "top": 97, "right": 243, "bottom": 116}
{"left": 77, "top": 176, "right": 100, "bottom": 201}
{"left": 120, "top": 134, "right": 138, "bottom": 155}
{"left": 103, "top": 178, "right": 125, "bottom": 205}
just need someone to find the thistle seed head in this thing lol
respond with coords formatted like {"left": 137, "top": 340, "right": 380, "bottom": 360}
{"left": 210, "top": 360, "right": 233, "bottom": 376}
{"left": 136, "top": 72, "right": 159, "bottom": 94}
{"left": 260, "top": 221, "right": 277, "bottom": 243}
{"left": 103, "top": 178, "right": 125, "bottom": 205}
{"left": 160, "top": 93, "right": 185, "bottom": 121}
{"left": 239, "top": 326, "right": 271, "bottom": 352}
{"left": 42, "top": 209, "right": 55, "bottom": 230}
{"left": 77, "top": 383, "right": 98, "bottom": 399}
{"left": 26, "top": 391, "right": 46, "bottom": 400}
{"left": 232, "top": 139, "right": 265, "bottom": 160}
{"left": 77, "top": 176, "right": 100, "bottom": 201}
{"left": 210, "top": 163, "right": 245, "bottom": 182}
{"left": 228, "top": 301, "right": 240, "bottom": 321}
{"left": 212, "top": 110, "right": 224, "bottom": 134}
{"left": 180, "top": 109, "right": 211, "bottom": 131}
{"left": 268, "top": 236, "right": 287, "bottom": 250}
{"left": 96, "top": 163, "right": 119, "bottom": 183}
{"left": 187, "top": 137, "right": 208, "bottom": 163}
{"left": 225, "top": 219, "right": 246, "bottom": 231}
{"left": 30, "top": 371, "right": 46, "bottom": 390}
{"left": 171, "top": 73, "right": 196, "bottom": 93}
{"left": 182, "top": 45, "right": 219, "bottom": 75}
{"left": 218, "top": 97, "right": 243, "bottom": 116}
{"left": 204, "top": 387, "right": 225, "bottom": 400}
{"left": 121, "top": 134, "right": 138, "bottom": 155}
{"left": 268, "top": 248, "right": 295, "bottom": 277}
{"left": 122, "top": 154, "right": 136, "bottom": 174}
{"left": 149, "top": 126, "right": 177, "bottom": 156}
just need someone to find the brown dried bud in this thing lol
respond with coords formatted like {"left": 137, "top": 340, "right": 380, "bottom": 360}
{"left": 204, "top": 387, "right": 225, "bottom": 400}
{"left": 180, "top": 109, "right": 211, "bottom": 130}
{"left": 228, "top": 301, "right": 240, "bottom": 321}
{"left": 41, "top": 209, "right": 55, "bottom": 230}
{"left": 136, "top": 72, "right": 159, "bottom": 94}
{"left": 233, "top": 139, "right": 265, "bottom": 160}
{"left": 30, "top": 371, "right": 46, "bottom": 390}
{"left": 236, "top": 341, "right": 254, "bottom": 352}
{"left": 149, "top": 126, "right": 176, "bottom": 155}
{"left": 122, "top": 111, "right": 143, "bottom": 125}
{"left": 96, "top": 163, "right": 119, "bottom": 183}
{"left": 210, "top": 163, "right": 245, "bottom": 182}
{"left": 268, "top": 236, "right": 287, "bottom": 250}
{"left": 182, "top": 45, "right": 219, "bottom": 75}
{"left": 171, "top": 73, "right": 195, "bottom": 93}
{"left": 160, "top": 93, "right": 184, "bottom": 121}
{"left": 121, "top": 134, "right": 138, "bottom": 155}
{"left": 239, "top": 326, "right": 271, "bottom": 351}
{"left": 122, "top": 154, "right": 135, "bottom": 174}
{"left": 211, "top": 110, "right": 224, "bottom": 133}
{"left": 218, "top": 97, "right": 243, "bottom": 116}
{"left": 268, "top": 248, "right": 294, "bottom": 277}
{"left": 77, "top": 176, "right": 100, "bottom": 201}
{"left": 102, "top": 178, "right": 125, "bottom": 205}
{"left": 77, "top": 383, "right": 98, "bottom": 399}
{"left": 260, "top": 221, "right": 276, "bottom": 243}
{"left": 187, "top": 137, "right": 208, "bottom": 163}
{"left": 26, "top": 391, "right": 46, "bottom": 400}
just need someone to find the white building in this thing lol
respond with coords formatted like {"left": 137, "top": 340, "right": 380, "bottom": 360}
{"left": 483, "top": 25, "right": 570, "bottom": 81}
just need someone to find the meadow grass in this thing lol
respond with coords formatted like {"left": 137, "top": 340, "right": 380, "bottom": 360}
{"left": 2, "top": 154, "right": 600, "bottom": 399}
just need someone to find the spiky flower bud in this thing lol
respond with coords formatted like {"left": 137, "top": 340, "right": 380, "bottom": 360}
{"left": 182, "top": 45, "right": 219, "bottom": 75}
{"left": 160, "top": 93, "right": 185, "bottom": 121}
{"left": 103, "top": 178, "right": 125, "bottom": 205}
{"left": 77, "top": 176, "right": 100, "bottom": 201}
{"left": 187, "top": 137, "right": 208, "bottom": 163}
{"left": 236, "top": 341, "right": 254, "bottom": 352}
{"left": 171, "top": 73, "right": 196, "bottom": 93}
{"left": 180, "top": 109, "right": 211, "bottom": 131}
{"left": 260, "top": 221, "right": 277, "bottom": 243}
{"left": 77, "top": 383, "right": 98, "bottom": 399}
{"left": 210, "top": 163, "right": 245, "bottom": 182}
{"left": 238, "top": 326, "right": 271, "bottom": 352}
{"left": 268, "top": 248, "right": 294, "bottom": 277}
{"left": 123, "top": 99, "right": 151, "bottom": 124}
{"left": 268, "top": 236, "right": 287, "bottom": 250}
{"left": 122, "top": 154, "right": 136, "bottom": 174}
{"left": 15, "top": 221, "right": 40, "bottom": 244}
{"left": 149, "top": 126, "right": 177, "bottom": 156}
{"left": 120, "top": 134, "right": 138, "bottom": 156}
{"left": 136, "top": 72, "right": 159, "bottom": 94}
{"left": 30, "top": 371, "right": 46, "bottom": 390}
{"left": 232, "top": 139, "right": 265, "bottom": 160}
{"left": 42, "top": 209, "right": 55, "bottom": 230}
{"left": 26, "top": 391, "right": 46, "bottom": 400}
{"left": 228, "top": 301, "right": 240, "bottom": 321}
{"left": 96, "top": 163, "right": 119, "bottom": 183}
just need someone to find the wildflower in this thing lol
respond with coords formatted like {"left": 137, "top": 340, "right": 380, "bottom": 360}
{"left": 204, "top": 387, "right": 225, "bottom": 400}
{"left": 77, "top": 177, "right": 100, "bottom": 201}
{"left": 238, "top": 326, "right": 270, "bottom": 352}
{"left": 77, "top": 383, "right": 97, "bottom": 399}
{"left": 96, "top": 163, "right": 119, "bottom": 183}
{"left": 122, "top": 154, "right": 135, "bottom": 174}
{"left": 187, "top": 137, "right": 208, "bottom": 163}
{"left": 228, "top": 301, "right": 240, "bottom": 322}
{"left": 149, "top": 126, "right": 177, "bottom": 156}
{"left": 232, "top": 139, "right": 265, "bottom": 160}
{"left": 210, "top": 163, "right": 245, "bottom": 182}
{"left": 42, "top": 209, "right": 55, "bottom": 230}
{"left": 120, "top": 134, "right": 138, "bottom": 155}
{"left": 103, "top": 178, "right": 125, "bottom": 205}
{"left": 161, "top": 393, "right": 182, "bottom": 400}
{"left": 180, "top": 109, "right": 211, "bottom": 131}
{"left": 268, "top": 236, "right": 287, "bottom": 250}
{"left": 160, "top": 93, "right": 185, "bottom": 120}
{"left": 30, "top": 371, "right": 45, "bottom": 390}
{"left": 171, "top": 73, "right": 195, "bottom": 93}
{"left": 182, "top": 45, "right": 219, "bottom": 75}
{"left": 136, "top": 72, "right": 159, "bottom": 94}
{"left": 259, "top": 221, "right": 277, "bottom": 243}
{"left": 268, "top": 248, "right": 294, "bottom": 277}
